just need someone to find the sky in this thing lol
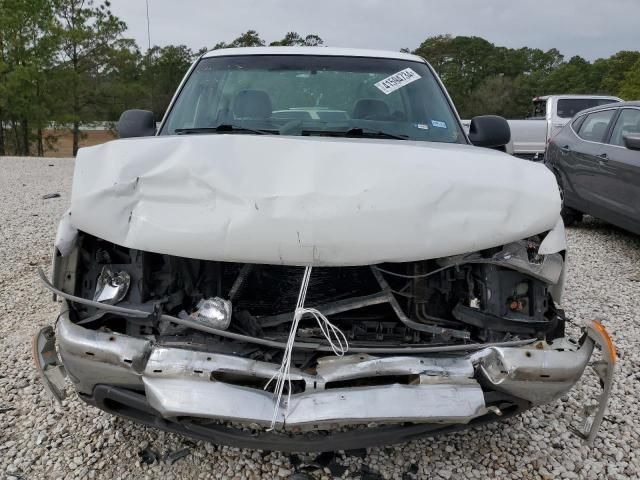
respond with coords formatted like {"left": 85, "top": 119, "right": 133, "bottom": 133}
{"left": 108, "top": 0, "right": 640, "bottom": 61}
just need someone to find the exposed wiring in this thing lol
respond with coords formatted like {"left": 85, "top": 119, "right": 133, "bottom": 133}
{"left": 373, "top": 254, "right": 480, "bottom": 279}
{"left": 264, "top": 266, "right": 348, "bottom": 430}
{"left": 39, "top": 267, "right": 535, "bottom": 353}
{"left": 373, "top": 264, "right": 453, "bottom": 279}
{"left": 389, "top": 287, "right": 430, "bottom": 303}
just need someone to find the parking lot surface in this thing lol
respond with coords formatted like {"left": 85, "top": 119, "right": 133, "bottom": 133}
{"left": 1, "top": 156, "right": 638, "bottom": 479}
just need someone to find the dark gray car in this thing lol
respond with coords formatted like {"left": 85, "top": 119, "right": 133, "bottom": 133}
{"left": 546, "top": 101, "right": 640, "bottom": 234}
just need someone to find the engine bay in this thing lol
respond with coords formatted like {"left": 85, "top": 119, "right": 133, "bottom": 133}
{"left": 60, "top": 232, "right": 566, "bottom": 368}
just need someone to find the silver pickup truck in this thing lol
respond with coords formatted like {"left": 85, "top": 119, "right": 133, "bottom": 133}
{"left": 464, "top": 95, "right": 622, "bottom": 160}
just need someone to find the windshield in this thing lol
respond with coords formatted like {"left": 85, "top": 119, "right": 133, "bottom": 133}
{"left": 161, "top": 55, "right": 465, "bottom": 144}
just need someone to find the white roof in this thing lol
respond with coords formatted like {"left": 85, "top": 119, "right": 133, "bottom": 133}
{"left": 534, "top": 94, "right": 622, "bottom": 101}
{"left": 202, "top": 46, "right": 425, "bottom": 62}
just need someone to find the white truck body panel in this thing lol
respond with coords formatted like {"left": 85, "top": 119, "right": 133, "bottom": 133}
{"left": 64, "top": 134, "right": 560, "bottom": 266}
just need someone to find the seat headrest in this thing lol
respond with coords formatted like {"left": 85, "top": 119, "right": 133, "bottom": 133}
{"left": 590, "top": 122, "right": 608, "bottom": 141}
{"left": 352, "top": 99, "right": 391, "bottom": 120}
{"left": 232, "top": 90, "right": 273, "bottom": 120}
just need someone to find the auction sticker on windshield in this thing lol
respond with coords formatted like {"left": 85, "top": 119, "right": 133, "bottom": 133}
{"left": 374, "top": 68, "right": 422, "bottom": 95}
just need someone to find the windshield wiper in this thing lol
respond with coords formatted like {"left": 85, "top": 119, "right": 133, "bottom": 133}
{"left": 345, "top": 127, "right": 408, "bottom": 140}
{"left": 298, "top": 127, "right": 408, "bottom": 141}
{"left": 174, "top": 124, "right": 277, "bottom": 135}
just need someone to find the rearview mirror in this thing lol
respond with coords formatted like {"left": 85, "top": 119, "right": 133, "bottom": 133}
{"left": 468, "top": 115, "right": 511, "bottom": 148}
{"left": 117, "top": 110, "right": 156, "bottom": 138}
{"left": 623, "top": 133, "right": 640, "bottom": 151}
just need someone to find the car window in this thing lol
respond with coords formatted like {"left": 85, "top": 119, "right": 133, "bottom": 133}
{"left": 557, "top": 98, "right": 619, "bottom": 119}
{"left": 577, "top": 109, "right": 617, "bottom": 143}
{"left": 609, "top": 108, "right": 640, "bottom": 147}
{"left": 161, "top": 55, "right": 465, "bottom": 144}
{"left": 528, "top": 100, "right": 547, "bottom": 119}
{"left": 571, "top": 115, "right": 586, "bottom": 132}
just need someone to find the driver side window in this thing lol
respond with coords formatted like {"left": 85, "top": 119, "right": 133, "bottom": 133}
{"left": 609, "top": 108, "right": 640, "bottom": 147}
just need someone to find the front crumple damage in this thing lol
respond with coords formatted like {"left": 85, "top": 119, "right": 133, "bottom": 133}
{"left": 47, "top": 309, "right": 601, "bottom": 436}
{"left": 64, "top": 135, "right": 560, "bottom": 265}
{"left": 473, "top": 337, "right": 594, "bottom": 405}
{"left": 34, "top": 135, "right": 615, "bottom": 450}
{"left": 37, "top": 214, "right": 615, "bottom": 449}
{"left": 37, "top": 219, "right": 616, "bottom": 450}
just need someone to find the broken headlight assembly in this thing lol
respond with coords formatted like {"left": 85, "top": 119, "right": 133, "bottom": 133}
{"left": 34, "top": 230, "right": 615, "bottom": 451}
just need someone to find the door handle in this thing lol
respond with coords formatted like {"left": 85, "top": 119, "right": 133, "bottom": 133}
{"left": 596, "top": 153, "right": 608, "bottom": 162}
{"left": 560, "top": 145, "right": 571, "bottom": 153}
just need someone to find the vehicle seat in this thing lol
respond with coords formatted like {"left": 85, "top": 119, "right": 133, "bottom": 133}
{"left": 232, "top": 90, "right": 273, "bottom": 120}
{"left": 589, "top": 122, "right": 609, "bottom": 142}
{"left": 352, "top": 99, "right": 391, "bottom": 120}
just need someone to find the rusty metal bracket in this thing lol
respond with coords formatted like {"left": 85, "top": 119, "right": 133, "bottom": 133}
{"left": 569, "top": 320, "right": 616, "bottom": 445}
{"left": 32, "top": 325, "right": 67, "bottom": 403}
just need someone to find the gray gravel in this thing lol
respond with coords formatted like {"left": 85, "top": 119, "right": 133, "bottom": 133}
{"left": 1, "top": 156, "right": 639, "bottom": 480}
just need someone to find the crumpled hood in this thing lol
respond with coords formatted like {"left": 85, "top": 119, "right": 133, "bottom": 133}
{"left": 66, "top": 134, "right": 560, "bottom": 265}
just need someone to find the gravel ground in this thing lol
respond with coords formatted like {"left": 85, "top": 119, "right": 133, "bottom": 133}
{"left": 1, "top": 155, "right": 639, "bottom": 480}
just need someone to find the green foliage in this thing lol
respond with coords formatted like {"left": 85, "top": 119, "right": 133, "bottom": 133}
{"left": 413, "top": 35, "right": 566, "bottom": 117}
{"left": 0, "top": 0, "right": 59, "bottom": 154}
{"left": 597, "top": 51, "right": 640, "bottom": 94}
{"left": 618, "top": 59, "right": 640, "bottom": 100}
{"left": 213, "top": 30, "right": 265, "bottom": 49}
{"left": 541, "top": 56, "right": 597, "bottom": 94}
{"left": 142, "top": 45, "right": 196, "bottom": 119}
{"left": 412, "top": 35, "right": 640, "bottom": 117}
{"left": 213, "top": 30, "right": 325, "bottom": 49}
{"left": 270, "top": 32, "right": 324, "bottom": 47}
{"left": 53, "top": 0, "right": 129, "bottom": 155}
{"left": 0, "top": 5, "right": 638, "bottom": 157}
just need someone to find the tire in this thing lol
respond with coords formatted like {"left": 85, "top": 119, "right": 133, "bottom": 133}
{"left": 557, "top": 176, "right": 583, "bottom": 226}
{"left": 561, "top": 206, "right": 583, "bottom": 227}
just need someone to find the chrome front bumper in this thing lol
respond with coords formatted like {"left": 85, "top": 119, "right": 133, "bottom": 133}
{"left": 34, "top": 308, "right": 615, "bottom": 443}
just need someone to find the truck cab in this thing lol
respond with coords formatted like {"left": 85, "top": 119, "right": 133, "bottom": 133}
{"left": 531, "top": 94, "right": 622, "bottom": 141}
{"left": 463, "top": 94, "right": 622, "bottom": 161}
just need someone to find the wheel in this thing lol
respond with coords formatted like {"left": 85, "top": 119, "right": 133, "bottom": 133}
{"left": 561, "top": 206, "right": 583, "bottom": 227}
{"left": 557, "top": 176, "right": 583, "bottom": 226}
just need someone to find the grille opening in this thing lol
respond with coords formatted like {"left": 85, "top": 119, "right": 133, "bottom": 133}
{"left": 325, "top": 374, "right": 421, "bottom": 390}
{"left": 210, "top": 371, "right": 306, "bottom": 394}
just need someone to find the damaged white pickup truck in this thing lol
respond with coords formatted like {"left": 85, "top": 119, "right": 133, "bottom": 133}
{"left": 34, "top": 47, "right": 616, "bottom": 452}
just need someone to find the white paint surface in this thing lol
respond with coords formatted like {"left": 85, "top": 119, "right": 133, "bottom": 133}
{"left": 66, "top": 134, "right": 561, "bottom": 266}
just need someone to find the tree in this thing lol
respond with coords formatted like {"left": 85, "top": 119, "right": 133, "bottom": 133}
{"left": 97, "top": 39, "right": 145, "bottom": 120}
{"left": 0, "top": 0, "right": 59, "bottom": 155}
{"left": 618, "top": 59, "right": 640, "bottom": 100}
{"left": 53, "top": 0, "right": 129, "bottom": 156}
{"left": 270, "top": 32, "right": 324, "bottom": 47}
{"left": 466, "top": 75, "right": 522, "bottom": 118}
{"left": 541, "top": 56, "right": 597, "bottom": 95}
{"left": 141, "top": 45, "right": 195, "bottom": 120}
{"left": 596, "top": 51, "right": 640, "bottom": 94}
{"left": 414, "top": 35, "right": 502, "bottom": 114}
{"left": 270, "top": 32, "right": 305, "bottom": 46}
{"left": 214, "top": 31, "right": 324, "bottom": 49}
{"left": 214, "top": 30, "right": 265, "bottom": 49}
{"left": 302, "top": 34, "right": 323, "bottom": 47}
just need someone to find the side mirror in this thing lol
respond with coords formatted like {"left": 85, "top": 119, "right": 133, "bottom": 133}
{"left": 468, "top": 115, "right": 511, "bottom": 148}
{"left": 623, "top": 133, "right": 640, "bottom": 151}
{"left": 117, "top": 110, "right": 156, "bottom": 138}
